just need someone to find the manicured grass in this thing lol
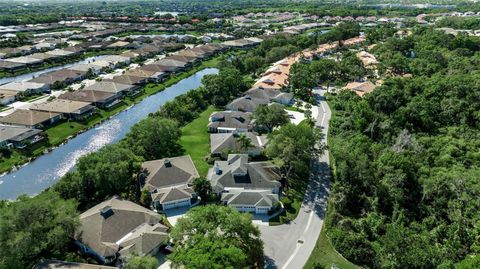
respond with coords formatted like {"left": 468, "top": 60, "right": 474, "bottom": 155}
{"left": 46, "top": 121, "right": 86, "bottom": 146}
{"left": 269, "top": 176, "right": 308, "bottom": 225}
{"left": 305, "top": 229, "right": 359, "bottom": 269}
{"left": 180, "top": 106, "right": 217, "bottom": 177}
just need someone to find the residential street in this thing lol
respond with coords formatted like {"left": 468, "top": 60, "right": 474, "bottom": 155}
{"left": 260, "top": 89, "right": 332, "bottom": 269}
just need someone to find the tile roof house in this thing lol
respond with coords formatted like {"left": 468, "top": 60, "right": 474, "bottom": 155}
{"left": 207, "top": 154, "right": 282, "bottom": 194}
{"left": 221, "top": 190, "right": 279, "bottom": 214}
{"left": 344, "top": 81, "right": 376, "bottom": 97}
{"left": 0, "top": 125, "right": 43, "bottom": 148}
{"left": 103, "top": 74, "right": 149, "bottom": 85}
{"left": 208, "top": 111, "right": 252, "bottom": 133}
{"left": 30, "top": 99, "right": 95, "bottom": 120}
{"left": 58, "top": 90, "right": 119, "bottom": 108}
{"left": 29, "top": 69, "right": 87, "bottom": 87}
{"left": 0, "top": 60, "right": 26, "bottom": 72}
{"left": 141, "top": 155, "right": 200, "bottom": 210}
{"left": 0, "top": 89, "right": 17, "bottom": 105}
{"left": 0, "top": 81, "right": 49, "bottom": 95}
{"left": 210, "top": 132, "right": 268, "bottom": 157}
{"left": 139, "top": 63, "right": 175, "bottom": 73}
{"left": 75, "top": 196, "right": 168, "bottom": 263}
{"left": 125, "top": 68, "right": 167, "bottom": 82}
{"left": 5, "top": 56, "right": 44, "bottom": 67}
{"left": 82, "top": 81, "right": 141, "bottom": 97}
{"left": 153, "top": 57, "right": 189, "bottom": 72}
{"left": 0, "top": 109, "right": 62, "bottom": 128}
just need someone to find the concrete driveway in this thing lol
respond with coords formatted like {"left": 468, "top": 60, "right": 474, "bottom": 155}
{"left": 260, "top": 90, "right": 332, "bottom": 269}
{"left": 164, "top": 206, "right": 191, "bottom": 226}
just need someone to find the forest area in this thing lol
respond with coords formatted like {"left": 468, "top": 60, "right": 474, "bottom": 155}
{"left": 326, "top": 28, "right": 480, "bottom": 268}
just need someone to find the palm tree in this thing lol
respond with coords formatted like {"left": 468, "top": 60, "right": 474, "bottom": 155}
{"left": 192, "top": 178, "right": 212, "bottom": 205}
{"left": 236, "top": 134, "right": 254, "bottom": 153}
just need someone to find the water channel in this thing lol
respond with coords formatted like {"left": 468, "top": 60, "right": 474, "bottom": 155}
{"left": 0, "top": 55, "right": 109, "bottom": 85}
{"left": 0, "top": 68, "right": 219, "bottom": 200}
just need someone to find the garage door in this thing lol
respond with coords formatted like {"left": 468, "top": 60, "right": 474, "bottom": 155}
{"left": 163, "top": 199, "right": 190, "bottom": 210}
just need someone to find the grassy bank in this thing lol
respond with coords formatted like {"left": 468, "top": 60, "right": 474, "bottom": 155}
{"left": 305, "top": 229, "right": 359, "bottom": 269}
{"left": 179, "top": 106, "right": 218, "bottom": 177}
{"left": 0, "top": 55, "right": 223, "bottom": 174}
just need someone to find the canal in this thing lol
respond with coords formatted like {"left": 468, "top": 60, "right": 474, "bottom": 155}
{"left": 0, "top": 68, "right": 219, "bottom": 200}
{"left": 0, "top": 55, "right": 109, "bottom": 85}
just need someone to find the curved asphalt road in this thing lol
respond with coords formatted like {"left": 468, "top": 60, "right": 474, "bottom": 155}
{"left": 260, "top": 89, "right": 332, "bottom": 269}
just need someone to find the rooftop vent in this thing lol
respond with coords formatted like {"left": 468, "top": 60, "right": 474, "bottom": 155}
{"left": 164, "top": 159, "right": 172, "bottom": 168}
{"left": 100, "top": 206, "right": 114, "bottom": 219}
{"left": 214, "top": 164, "right": 222, "bottom": 175}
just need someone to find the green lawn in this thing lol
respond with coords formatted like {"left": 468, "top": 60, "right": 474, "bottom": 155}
{"left": 305, "top": 229, "right": 359, "bottom": 269}
{"left": 180, "top": 106, "right": 217, "bottom": 177}
{"left": 269, "top": 176, "right": 308, "bottom": 225}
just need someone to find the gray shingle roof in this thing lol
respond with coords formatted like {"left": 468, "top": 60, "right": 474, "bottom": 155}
{"left": 142, "top": 155, "right": 199, "bottom": 191}
{"left": 208, "top": 154, "right": 281, "bottom": 192}
{"left": 76, "top": 196, "right": 166, "bottom": 258}
{"left": 221, "top": 191, "right": 279, "bottom": 207}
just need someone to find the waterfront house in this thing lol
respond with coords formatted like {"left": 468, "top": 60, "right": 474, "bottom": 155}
{"left": 0, "top": 109, "right": 62, "bottom": 128}
{"left": 141, "top": 155, "right": 200, "bottom": 210}
{"left": 75, "top": 196, "right": 169, "bottom": 263}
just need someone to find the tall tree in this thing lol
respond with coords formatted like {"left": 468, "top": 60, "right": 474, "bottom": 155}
{"left": 124, "top": 254, "right": 159, "bottom": 269}
{"left": 123, "top": 117, "right": 183, "bottom": 160}
{"left": 170, "top": 205, "right": 263, "bottom": 269}
{"left": 252, "top": 103, "right": 289, "bottom": 132}
{"left": 266, "top": 122, "right": 324, "bottom": 179}
{"left": 0, "top": 192, "right": 79, "bottom": 269}
{"left": 192, "top": 178, "right": 212, "bottom": 205}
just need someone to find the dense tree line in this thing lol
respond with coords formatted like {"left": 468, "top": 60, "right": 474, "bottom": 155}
{"left": 436, "top": 17, "right": 480, "bottom": 30}
{"left": 289, "top": 50, "right": 368, "bottom": 101}
{"left": 220, "top": 22, "right": 360, "bottom": 75}
{"left": 326, "top": 28, "right": 480, "bottom": 268}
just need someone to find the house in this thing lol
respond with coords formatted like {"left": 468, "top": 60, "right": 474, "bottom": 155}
{"left": 34, "top": 259, "right": 117, "bottom": 269}
{"left": 0, "top": 81, "right": 49, "bottom": 95}
{"left": 207, "top": 154, "right": 282, "bottom": 194}
{"left": 0, "top": 109, "right": 62, "bottom": 128}
{"left": 103, "top": 74, "right": 148, "bottom": 85}
{"left": 30, "top": 99, "right": 95, "bottom": 120}
{"left": 75, "top": 196, "right": 169, "bottom": 263}
{"left": 210, "top": 132, "right": 267, "bottom": 157}
{"left": 68, "top": 63, "right": 103, "bottom": 75}
{"left": 124, "top": 68, "right": 167, "bottom": 82}
{"left": 44, "top": 49, "right": 76, "bottom": 59}
{"left": 30, "top": 69, "right": 87, "bottom": 87}
{"left": 83, "top": 81, "right": 141, "bottom": 97}
{"left": 0, "top": 89, "right": 17, "bottom": 105}
{"left": 153, "top": 57, "right": 189, "bottom": 72}
{"left": 58, "top": 90, "right": 120, "bottom": 108}
{"left": 208, "top": 111, "right": 252, "bottom": 133}
{"left": 0, "top": 125, "right": 43, "bottom": 148}
{"left": 0, "top": 60, "right": 26, "bottom": 72}
{"left": 344, "top": 81, "right": 376, "bottom": 97}
{"left": 141, "top": 155, "right": 200, "bottom": 210}
{"left": 226, "top": 95, "right": 269, "bottom": 112}
{"left": 5, "top": 56, "right": 44, "bottom": 68}
{"left": 139, "top": 63, "right": 174, "bottom": 73}
{"left": 245, "top": 87, "right": 294, "bottom": 105}
{"left": 221, "top": 190, "right": 279, "bottom": 214}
